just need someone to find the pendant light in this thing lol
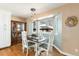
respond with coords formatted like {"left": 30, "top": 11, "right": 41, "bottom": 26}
{"left": 30, "top": 8, "right": 36, "bottom": 32}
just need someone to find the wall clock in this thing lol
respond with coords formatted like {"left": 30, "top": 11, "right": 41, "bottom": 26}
{"left": 65, "top": 16, "right": 78, "bottom": 27}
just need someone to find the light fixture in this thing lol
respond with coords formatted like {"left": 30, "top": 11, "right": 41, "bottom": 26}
{"left": 30, "top": 8, "right": 36, "bottom": 31}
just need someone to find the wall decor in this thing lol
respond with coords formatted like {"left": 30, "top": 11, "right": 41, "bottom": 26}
{"left": 65, "top": 16, "right": 78, "bottom": 27}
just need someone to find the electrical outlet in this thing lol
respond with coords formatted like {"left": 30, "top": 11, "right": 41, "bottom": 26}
{"left": 75, "top": 49, "right": 79, "bottom": 52}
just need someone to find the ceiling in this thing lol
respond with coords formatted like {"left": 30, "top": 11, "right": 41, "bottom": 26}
{"left": 0, "top": 3, "right": 65, "bottom": 18}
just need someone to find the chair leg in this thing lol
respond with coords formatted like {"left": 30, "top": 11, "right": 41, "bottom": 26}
{"left": 23, "top": 47, "right": 28, "bottom": 56}
{"left": 46, "top": 51, "right": 49, "bottom": 56}
{"left": 22, "top": 47, "right": 25, "bottom": 53}
{"left": 26, "top": 48, "right": 28, "bottom": 56}
{"left": 35, "top": 44, "right": 38, "bottom": 56}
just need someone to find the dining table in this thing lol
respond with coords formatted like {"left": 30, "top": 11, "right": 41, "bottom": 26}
{"left": 27, "top": 34, "right": 46, "bottom": 56}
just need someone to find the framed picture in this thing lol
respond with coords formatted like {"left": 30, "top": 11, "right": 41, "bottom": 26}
{"left": 65, "top": 16, "right": 78, "bottom": 27}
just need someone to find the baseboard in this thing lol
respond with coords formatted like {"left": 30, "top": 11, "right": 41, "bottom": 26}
{"left": 0, "top": 45, "right": 11, "bottom": 50}
{"left": 53, "top": 44, "right": 74, "bottom": 56}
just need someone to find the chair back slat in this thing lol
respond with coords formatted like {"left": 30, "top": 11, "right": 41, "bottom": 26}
{"left": 21, "top": 31, "right": 28, "bottom": 46}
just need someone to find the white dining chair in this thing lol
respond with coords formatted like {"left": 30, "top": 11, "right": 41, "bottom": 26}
{"left": 37, "top": 32, "right": 51, "bottom": 56}
{"left": 21, "top": 31, "right": 36, "bottom": 55}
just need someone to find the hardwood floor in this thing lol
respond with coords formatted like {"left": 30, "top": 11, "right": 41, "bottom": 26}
{"left": 0, "top": 43, "right": 64, "bottom": 56}
{"left": 0, "top": 43, "right": 25, "bottom": 56}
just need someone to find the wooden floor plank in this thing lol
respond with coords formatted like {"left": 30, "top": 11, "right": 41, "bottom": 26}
{"left": 0, "top": 43, "right": 64, "bottom": 56}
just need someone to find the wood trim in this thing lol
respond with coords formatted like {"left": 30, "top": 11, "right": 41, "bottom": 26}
{"left": 0, "top": 46, "right": 11, "bottom": 50}
{"left": 11, "top": 20, "right": 27, "bottom": 31}
{"left": 11, "top": 20, "right": 26, "bottom": 23}
{"left": 24, "top": 23, "right": 27, "bottom": 31}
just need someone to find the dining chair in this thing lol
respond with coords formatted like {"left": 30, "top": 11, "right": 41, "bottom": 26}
{"left": 37, "top": 32, "right": 52, "bottom": 56}
{"left": 21, "top": 31, "right": 36, "bottom": 56}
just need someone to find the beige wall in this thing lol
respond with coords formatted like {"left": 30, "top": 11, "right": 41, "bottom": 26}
{"left": 32, "top": 4, "right": 79, "bottom": 55}
{"left": 11, "top": 16, "right": 26, "bottom": 22}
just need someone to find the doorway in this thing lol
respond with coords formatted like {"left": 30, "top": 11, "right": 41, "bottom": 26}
{"left": 11, "top": 21, "right": 26, "bottom": 45}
